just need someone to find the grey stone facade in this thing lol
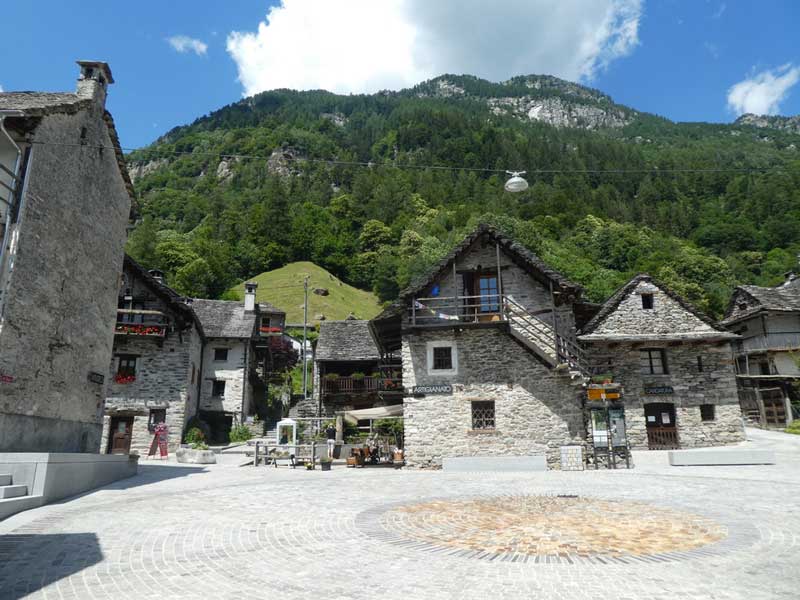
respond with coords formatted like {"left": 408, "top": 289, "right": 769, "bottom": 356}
{"left": 580, "top": 276, "right": 745, "bottom": 449}
{"left": 402, "top": 328, "right": 585, "bottom": 468}
{"left": 102, "top": 258, "right": 202, "bottom": 454}
{"left": 0, "top": 62, "right": 132, "bottom": 453}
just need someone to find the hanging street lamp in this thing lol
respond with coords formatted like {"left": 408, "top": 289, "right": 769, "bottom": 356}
{"left": 504, "top": 170, "right": 529, "bottom": 193}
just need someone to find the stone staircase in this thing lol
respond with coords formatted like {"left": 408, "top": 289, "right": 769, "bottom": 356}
{"left": 504, "top": 296, "right": 590, "bottom": 378}
{"left": 0, "top": 473, "right": 43, "bottom": 521}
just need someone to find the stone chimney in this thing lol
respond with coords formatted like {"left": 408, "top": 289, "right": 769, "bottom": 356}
{"left": 244, "top": 282, "right": 258, "bottom": 313}
{"left": 148, "top": 269, "right": 165, "bottom": 285}
{"left": 76, "top": 60, "right": 114, "bottom": 106}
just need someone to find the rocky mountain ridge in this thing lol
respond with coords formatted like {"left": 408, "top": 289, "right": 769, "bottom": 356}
{"left": 735, "top": 113, "right": 800, "bottom": 135}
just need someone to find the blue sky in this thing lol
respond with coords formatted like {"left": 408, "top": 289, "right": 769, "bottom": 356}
{"left": 1, "top": 1, "right": 798, "bottom": 149}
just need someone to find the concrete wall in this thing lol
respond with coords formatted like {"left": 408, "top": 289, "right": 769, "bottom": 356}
{"left": 402, "top": 328, "right": 584, "bottom": 468}
{"left": 0, "top": 102, "right": 130, "bottom": 453}
{"left": 198, "top": 339, "right": 249, "bottom": 417}
{"left": 588, "top": 341, "right": 745, "bottom": 448}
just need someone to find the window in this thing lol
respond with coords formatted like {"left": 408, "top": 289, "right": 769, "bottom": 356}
{"left": 433, "top": 346, "right": 453, "bottom": 370}
{"left": 640, "top": 349, "right": 667, "bottom": 374}
{"left": 212, "top": 380, "right": 226, "bottom": 397}
{"left": 116, "top": 355, "right": 137, "bottom": 377}
{"left": 471, "top": 401, "right": 495, "bottom": 430}
{"left": 700, "top": 404, "right": 715, "bottom": 422}
{"left": 641, "top": 293, "right": 654, "bottom": 309}
{"left": 426, "top": 341, "right": 458, "bottom": 375}
{"left": 260, "top": 316, "right": 271, "bottom": 329}
{"left": 478, "top": 275, "right": 499, "bottom": 313}
{"left": 148, "top": 409, "right": 166, "bottom": 432}
{"left": 213, "top": 348, "right": 228, "bottom": 362}
{"left": 759, "top": 361, "right": 771, "bottom": 375}
{"left": 697, "top": 355, "right": 704, "bottom": 372}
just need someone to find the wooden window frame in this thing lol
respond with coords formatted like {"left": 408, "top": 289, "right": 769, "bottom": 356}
{"left": 640, "top": 348, "right": 668, "bottom": 375}
{"left": 116, "top": 355, "right": 137, "bottom": 377}
{"left": 213, "top": 348, "right": 229, "bottom": 362}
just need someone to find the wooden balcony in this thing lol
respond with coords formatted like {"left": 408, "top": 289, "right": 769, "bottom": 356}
{"left": 322, "top": 376, "right": 403, "bottom": 396}
{"left": 114, "top": 309, "right": 167, "bottom": 338}
{"left": 734, "top": 332, "right": 800, "bottom": 355}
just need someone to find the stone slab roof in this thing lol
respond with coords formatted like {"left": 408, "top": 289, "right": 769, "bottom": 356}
{"left": 722, "top": 284, "right": 800, "bottom": 325}
{"left": 579, "top": 274, "right": 736, "bottom": 342}
{"left": 191, "top": 299, "right": 256, "bottom": 339}
{"left": 315, "top": 320, "right": 380, "bottom": 362}
{"left": 123, "top": 254, "right": 200, "bottom": 333}
{"left": 376, "top": 223, "right": 581, "bottom": 320}
{"left": 258, "top": 301, "right": 285, "bottom": 315}
{"left": 0, "top": 91, "right": 136, "bottom": 209}
{"left": 0, "top": 92, "right": 90, "bottom": 115}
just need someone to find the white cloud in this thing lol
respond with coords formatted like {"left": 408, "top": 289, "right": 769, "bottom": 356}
{"left": 0, "top": 84, "right": 4, "bottom": 92}
{"left": 727, "top": 64, "right": 800, "bottom": 116}
{"left": 167, "top": 35, "right": 208, "bottom": 56}
{"left": 227, "top": 0, "right": 642, "bottom": 97}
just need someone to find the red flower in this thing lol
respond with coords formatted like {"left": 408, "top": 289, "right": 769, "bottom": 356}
{"left": 114, "top": 373, "right": 136, "bottom": 384}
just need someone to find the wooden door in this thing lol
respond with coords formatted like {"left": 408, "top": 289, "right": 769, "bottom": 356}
{"left": 644, "top": 403, "right": 679, "bottom": 450}
{"left": 108, "top": 417, "right": 134, "bottom": 454}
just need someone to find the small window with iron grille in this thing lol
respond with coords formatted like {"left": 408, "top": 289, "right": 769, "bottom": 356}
{"left": 700, "top": 404, "right": 715, "bottom": 422}
{"left": 432, "top": 346, "right": 453, "bottom": 371}
{"left": 471, "top": 401, "right": 495, "bottom": 430}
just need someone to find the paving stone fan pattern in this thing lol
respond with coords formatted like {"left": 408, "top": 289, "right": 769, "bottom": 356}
{"left": 383, "top": 495, "right": 727, "bottom": 558}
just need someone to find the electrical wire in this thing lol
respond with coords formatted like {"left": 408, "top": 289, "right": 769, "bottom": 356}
{"left": 28, "top": 139, "right": 792, "bottom": 176}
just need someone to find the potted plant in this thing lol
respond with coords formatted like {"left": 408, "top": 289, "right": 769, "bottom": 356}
{"left": 320, "top": 456, "right": 333, "bottom": 471}
{"left": 177, "top": 427, "right": 217, "bottom": 464}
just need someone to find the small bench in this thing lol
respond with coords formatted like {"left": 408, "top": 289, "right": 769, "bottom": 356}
{"left": 668, "top": 449, "right": 776, "bottom": 466}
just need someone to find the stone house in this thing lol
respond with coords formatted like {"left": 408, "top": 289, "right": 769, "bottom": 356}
{"left": 369, "top": 225, "right": 747, "bottom": 468}
{"left": 721, "top": 277, "right": 800, "bottom": 427}
{"left": 102, "top": 256, "right": 202, "bottom": 455}
{"left": 313, "top": 320, "right": 400, "bottom": 418}
{"left": 0, "top": 61, "right": 133, "bottom": 452}
{"left": 102, "top": 268, "right": 291, "bottom": 453}
{"left": 192, "top": 290, "right": 287, "bottom": 438}
{"left": 370, "top": 224, "right": 589, "bottom": 468}
{"left": 578, "top": 274, "right": 745, "bottom": 451}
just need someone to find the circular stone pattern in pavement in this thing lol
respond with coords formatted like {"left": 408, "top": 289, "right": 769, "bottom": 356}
{"left": 380, "top": 495, "right": 727, "bottom": 559}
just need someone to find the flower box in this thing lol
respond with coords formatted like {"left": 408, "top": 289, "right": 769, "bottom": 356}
{"left": 114, "top": 374, "right": 136, "bottom": 384}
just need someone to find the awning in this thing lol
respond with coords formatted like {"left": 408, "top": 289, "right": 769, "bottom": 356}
{"left": 343, "top": 404, "right": 403, "bottom": 425}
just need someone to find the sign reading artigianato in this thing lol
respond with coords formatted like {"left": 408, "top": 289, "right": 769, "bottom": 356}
{"left": 412, "top": 384, "right": 453, "bottom": 395}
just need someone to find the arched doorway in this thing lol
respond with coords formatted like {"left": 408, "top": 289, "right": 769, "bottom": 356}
{"left": 643, "top": 403, "right": 679, "bottom": 450}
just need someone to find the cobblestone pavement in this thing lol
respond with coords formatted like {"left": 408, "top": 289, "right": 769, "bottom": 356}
{"left": 1, "top": 428, "right": 798, "bottom": 600}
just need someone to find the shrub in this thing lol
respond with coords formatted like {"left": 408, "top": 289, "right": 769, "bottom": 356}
{"left": 185, "top": 416, "right": 211, "bottom": 441}
{"left": 785, "top": 421, "right": 800, "bottom": 435}
{"left": 351, "top": 371, "right": 366, "bottom": 380}
{"left": 185, "top": 427, "right": 205, "bottom": 445}
{"left": 229, "top": 424, "right": 253, "bottom": 443}
{"left": 191, "top": 441, "right": 209, "bottom": 450}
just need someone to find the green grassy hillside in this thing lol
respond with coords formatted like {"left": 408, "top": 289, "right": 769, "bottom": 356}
{"left": 228, "top": 261, "right": 383, "bottom": 324}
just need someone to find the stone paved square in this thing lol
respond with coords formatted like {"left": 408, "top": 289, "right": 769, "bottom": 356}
{"left": 0, "top": 428, "right": 797, "bottom": 600}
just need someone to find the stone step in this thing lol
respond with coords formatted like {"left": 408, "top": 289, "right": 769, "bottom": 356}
{"left": 0, "top": 474, "right": 11, "bottom": 486}
{"left": 0, "top": 484, "right": 27, "bottom": 499}
{"left": 0, "top": 495, "right": 45, "bottom": 521}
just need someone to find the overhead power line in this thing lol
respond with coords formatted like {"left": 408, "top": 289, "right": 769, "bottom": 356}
{"left": 28, "top": 139, "right": 793, "bottom": 176}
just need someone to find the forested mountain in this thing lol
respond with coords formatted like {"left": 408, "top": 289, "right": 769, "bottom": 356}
{"left": 125, "top": 74, "right": 800, "bottom": 318}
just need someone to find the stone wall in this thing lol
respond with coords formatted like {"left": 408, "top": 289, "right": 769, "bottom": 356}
{"left": 591, "top": 280, "right": 716, "bottom": 337}
{"left": 402, "top": 328, "right": 585, "bottom": 468}
{"left": 198, "top": 339, "right": 249, "bottom": 417}
{"left": 103, "top": 325, "right": 201, "bottom": 454}
{"left": 589, "top": 341, "right": 745, "bottom": 448}
{"left": 0, "top": 105, "right": 130, "bottom": 452}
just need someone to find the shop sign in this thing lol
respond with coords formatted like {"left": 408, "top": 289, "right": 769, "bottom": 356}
{"left": 87, "top": 372, "right": 105, "bottom": 385}
{"left": 412, "top": 384, "right": 453, "bottom": 395}
{"left": 644, "top": 385, "right": 674, "bottom": 395}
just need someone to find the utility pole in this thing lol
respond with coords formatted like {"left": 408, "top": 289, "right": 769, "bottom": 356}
{"left": 302, "top": 275, "right": 309, "bottom": 403}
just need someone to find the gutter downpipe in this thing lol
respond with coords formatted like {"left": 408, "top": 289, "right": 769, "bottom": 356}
{"left": 0, "top": 112, "right": 23, "bottom": 279}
